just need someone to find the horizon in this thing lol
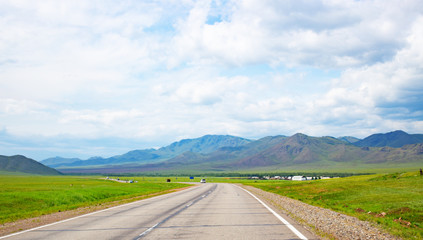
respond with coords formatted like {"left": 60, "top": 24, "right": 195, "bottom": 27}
{"left": 1, "top": 1, "right": 423, "bottom": 160}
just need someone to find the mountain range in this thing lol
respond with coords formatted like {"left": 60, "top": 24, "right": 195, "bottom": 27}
{"left": 42, "top": 135, "right": 251, "bottom": 168}
{"left": 46, "top": 130, "right": 423, "bottom": 174}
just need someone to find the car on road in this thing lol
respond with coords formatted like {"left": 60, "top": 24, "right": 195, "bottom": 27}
{"left": 200, "top": 179, "right": 206, "bottom": 183}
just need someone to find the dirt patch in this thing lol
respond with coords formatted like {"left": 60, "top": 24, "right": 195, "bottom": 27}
{"left": 355, "top": 208, "right": 365, "bottom": 213}
{"left": 394, "top": 217, "right": 412, "bottom": 227}
{"left": 0, "top": 185, "right": 194, "bottom": 237}
{"left": 388, "top": 207, "right": 411, "bottom": 215}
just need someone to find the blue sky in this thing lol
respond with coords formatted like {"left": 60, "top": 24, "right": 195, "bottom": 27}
{"left": 1, "top": 0, "right": 423, "bottom": 160}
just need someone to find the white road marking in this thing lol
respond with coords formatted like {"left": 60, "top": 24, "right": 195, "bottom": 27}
{"left": 238, "top": 186, "right": 308, "bottom": 240}
{"left": 0, "top": 186, "right": 197, "bottom": 240}
{"left": 138, "top": 222, "right": 159, "bottom": 238}
{"left": 136, "top": 184, "right": 217, "bottom": 239}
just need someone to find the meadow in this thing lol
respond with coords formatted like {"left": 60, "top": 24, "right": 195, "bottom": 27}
{"left": 238, "top": 171, "right": 423, "bottom": 239}
{"left": 0, "top": 175, "right": 189, "bottom": 224}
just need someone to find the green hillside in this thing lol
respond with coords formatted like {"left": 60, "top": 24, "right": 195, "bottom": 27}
{"left": 0, "top": 155, "right": 62, "bottom": 175}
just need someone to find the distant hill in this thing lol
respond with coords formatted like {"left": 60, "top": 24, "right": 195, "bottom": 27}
{"left": 338, "top": 136, "right": 360, "bottom": 144}
{"left": 45, "top": 135, "right": 252, "bottom": 168}
{"left": 353, "top": 130, "right": 423, "bottom": 148}
{"left": 0, "top": 155, "right": 62, "bottom": 175}
{"left": 41, "top": 157, "right": 83, "bottom": 167}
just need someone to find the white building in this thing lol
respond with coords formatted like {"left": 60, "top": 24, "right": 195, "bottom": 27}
{"left": 292, "top": 176, "right": 307, "bottom": 181}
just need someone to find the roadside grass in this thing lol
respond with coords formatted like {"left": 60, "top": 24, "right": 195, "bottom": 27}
{"left": 239, "top": 171, "right": 423, "bottom": 239}
{"left": 0, "top": 175, "right": 190, "bottom": 224}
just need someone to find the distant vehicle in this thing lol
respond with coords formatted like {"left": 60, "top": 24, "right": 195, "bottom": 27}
{"left": 200, "top": 179, "right": 206, "bottom": 183}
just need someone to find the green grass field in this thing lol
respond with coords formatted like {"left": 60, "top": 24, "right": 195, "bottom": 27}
{"left": 239, "top": 171, "right": 423, "bottom": 239}
{"left": 1, "top": 172, "right": 421, "bottom": 239}
{"left": 0, "top": 175, "right": 189, "bottom": 224}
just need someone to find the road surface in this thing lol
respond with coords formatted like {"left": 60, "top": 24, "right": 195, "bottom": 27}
{"left": 2, "top": 183, "right": 317, "bottom": 240}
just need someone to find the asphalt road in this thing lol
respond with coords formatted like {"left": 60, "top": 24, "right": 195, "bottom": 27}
{"left": 2, "top": 183, "right": 317, "bottom": 240}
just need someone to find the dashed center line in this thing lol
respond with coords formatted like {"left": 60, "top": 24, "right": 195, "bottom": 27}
{"left": 135, "top": 184, "right": 217, "bottom": 239}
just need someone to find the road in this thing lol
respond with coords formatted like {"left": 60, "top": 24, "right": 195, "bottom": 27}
{"left": 2, "top": 183, "right": 317, "bottom": 240}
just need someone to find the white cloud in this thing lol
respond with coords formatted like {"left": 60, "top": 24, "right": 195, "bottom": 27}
{"left": 0, "top": 0, "right": 180, "bottom": 102}
{"left": 306, "top": 15, "right": 423, "bottom": 135}
{"left": 334, "top": 16, "right": 423, "bottom": 106}
{"left": 60, "top": 109, "right": 145, "bottom": 126}
{"left": 170, "top": 0, "right": 423, "bottom": 68}
{"left": 1, "top": 0, "right": 423, "bottom": 159}
{"left": 0, "top": 98, "right": 46, "bottom": 115}
{"left": 170, "top": 75, "right": 249, "bottom": 105}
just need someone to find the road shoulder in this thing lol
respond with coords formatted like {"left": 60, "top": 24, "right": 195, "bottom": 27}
{"left": 239, "top": 184, "right": 399, "bottom": 240}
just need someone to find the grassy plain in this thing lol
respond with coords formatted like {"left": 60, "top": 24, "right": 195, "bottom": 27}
{"left": 237, "top": 171, "right": 422, "bottom": 239}
{"left": 0, "top": 175, "right": 189, "bottom": 224}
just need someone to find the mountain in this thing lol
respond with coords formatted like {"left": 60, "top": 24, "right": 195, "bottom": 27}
{"left": 338, "top": 136, "right": 360, "bottom": 144}
{"left": 353, "top": 130, "right": 423, "bottom": 148}
{"left": 154, "top": 135, "right": 288, "bottom": 171}
{"left": 47, "top": 135, "right": 252, "bottom": 168}
{"left": 235, "top": 133, "right": 423, "bottom": 169}
{"left": 54, "top": 149, "right": 161, "bottom": 168}
{"left": 235, "top": 134, "right": 357, "bottom": 168}
{"left": 157, "top": 134, "right": 252, "bottom": 155}
{"left": 0, "top": 155, "right": 62, "bottom": 175}
{"left": 41, "top": 157, "right": 83, "bottom": 167}
{"left": 58, "top": 135, "right": 288, "bottom": 173}
{"left": 184, "top": 134, "right": 420, "bottom": 171}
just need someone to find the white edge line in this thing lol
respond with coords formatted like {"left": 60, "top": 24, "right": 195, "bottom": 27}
{"left": 138, "top": 222, "right": 159, "bottom": 238}
{"left": 0, "top": 186, "right": 197, "bottom": 240}
{"left": 237, "top": 185, "right": 308, "bottom": 240}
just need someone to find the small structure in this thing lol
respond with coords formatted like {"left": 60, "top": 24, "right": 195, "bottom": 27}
{"left": 292, "top": 176, "right": 307, "bottom": 181}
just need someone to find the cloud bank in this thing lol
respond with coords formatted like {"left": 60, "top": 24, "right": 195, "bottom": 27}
{"left": 1, "top": 0, "right": 422, "bottom": 159}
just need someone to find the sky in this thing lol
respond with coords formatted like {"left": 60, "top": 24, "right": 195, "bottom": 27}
{"left": 1, "top": 0, "right": 423, "bottom": 160}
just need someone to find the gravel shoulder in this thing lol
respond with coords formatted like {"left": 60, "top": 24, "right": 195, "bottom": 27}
{"left": 240, "top": 184, "right": 400, "bottom": 240}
